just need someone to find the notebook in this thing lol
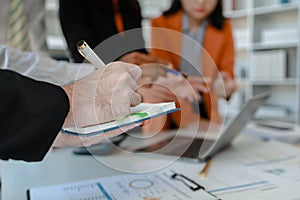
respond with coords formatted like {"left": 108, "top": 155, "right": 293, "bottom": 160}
{"left": 61, "top": 102, "right": 178, "bottom": 137}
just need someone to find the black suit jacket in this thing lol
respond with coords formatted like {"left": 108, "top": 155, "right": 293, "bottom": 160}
{"left": 0, "top": 70, "right": 69, "bottom": 162}
{"left": 59, "top": 0, "right": 147, "bottom": 63}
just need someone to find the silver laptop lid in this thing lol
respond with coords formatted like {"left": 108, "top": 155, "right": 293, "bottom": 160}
{"left": 198, "top": 92, "right": 270, "bottom": 160}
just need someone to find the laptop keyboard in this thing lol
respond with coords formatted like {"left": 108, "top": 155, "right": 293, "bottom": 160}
{"left": 136, "top": 136, "right": 213, "bottom": 159}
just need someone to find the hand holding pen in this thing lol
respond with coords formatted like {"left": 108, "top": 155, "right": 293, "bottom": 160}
{"left": 73, "top": 40, "right": 142, "bottom": 124}
{"left": 77, "top": 40, "right": 208, "bottom": 104}
{"left": 77, "top": 40, "right": 172, "bottom": 83}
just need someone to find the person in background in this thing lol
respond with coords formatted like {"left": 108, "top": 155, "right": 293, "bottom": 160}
{"left": 0, "top": 62, "right": 142, "bottom": 162}
{"left": 0, "top": 0, "right": 47, "bottom": 54}
{"left": 144, "top": 0, "right": 236, "bottom": 133}
{"left": 59, "top": 0, "right": 164, "bottom": 65}
{"left": 0, "top": 0, "right": 99, "bottom": 86}
{"left": 0, "top": 45, "right": 96, "bottom": 86}
{"left": 59, "top": 0, "right": 205, "bottom": 116}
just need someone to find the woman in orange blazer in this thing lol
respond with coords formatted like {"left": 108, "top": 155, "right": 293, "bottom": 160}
{"left": 143, "top": 0, "right": 235, "bottom": 133}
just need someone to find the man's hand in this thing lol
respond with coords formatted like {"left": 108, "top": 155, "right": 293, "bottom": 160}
{"left": 62, "top": 62, "right": 142, "bottom": 128}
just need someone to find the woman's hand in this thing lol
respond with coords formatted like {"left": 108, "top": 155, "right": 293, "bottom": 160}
{"left": 154, "top": 73, "right": 210, "bottom": 103}
{"left": 119, "top": 52, "right": 170, "bottom": 66}
{"left": 186, "top": 76, "right": 210, "bottom": 95}
{"left": 138, "top": 84, "right": 177, "bottom": 103}
{"left": 213, "top": 72, "right": 236, "bottom": 99}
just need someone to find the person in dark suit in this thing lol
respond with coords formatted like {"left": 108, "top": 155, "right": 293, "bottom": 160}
{"left": 0, "top": 62, "right": 142, "bottom": 162}
{"left": 59, "top": 0, "right": 165, "bottom": 65}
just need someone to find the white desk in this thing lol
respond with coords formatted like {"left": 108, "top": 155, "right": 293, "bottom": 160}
{"left": 2, "top": 132, "right": 300, "bottom": 200}
{"left": 1, "top": 130, "right": 203, "bottom": 199}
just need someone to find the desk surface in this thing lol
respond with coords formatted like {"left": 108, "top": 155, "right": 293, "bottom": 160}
{"left": 0, "top": 130, "right": 199, "bottom": 199}
{"left": 1, "top": 147, "right": 121, "bottom": 199}
{"left": 2, "top": 132, "right": 300, "bottom": 200}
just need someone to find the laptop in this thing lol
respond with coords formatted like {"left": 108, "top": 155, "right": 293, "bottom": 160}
{"left": 136, "top": 92, "right": 270, "bottom": 161}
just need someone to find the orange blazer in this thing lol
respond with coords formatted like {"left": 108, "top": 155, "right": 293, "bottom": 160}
{"left": 143, "top": 10, "right": 235, "bottom": 133}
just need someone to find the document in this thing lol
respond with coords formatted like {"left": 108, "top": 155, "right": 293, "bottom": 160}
{"left": 243, "top": 183, "right": 300, "bottom": 200}
{"left": 27, "top": 171, "right": 219, "bottom": 200}
{"left": 197, "top": 138, "right": 300, "bottom": 200}
{"left": 62, "top": 102, "right": 178, "bottom": 136}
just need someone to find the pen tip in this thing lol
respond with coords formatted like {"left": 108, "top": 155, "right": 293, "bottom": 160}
{"left": 77, "top": 40, "right": 86, "bottom": 49}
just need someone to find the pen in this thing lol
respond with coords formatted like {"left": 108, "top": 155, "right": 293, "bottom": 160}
{"left": 199, "top": 157, "right": 212, "bottom": 179}
{"left": 164, "top": 67, "right": 182, "bottom": 76}
{"left": 77, "top": 41, "right": 181, "bottom": 78}
{"left": 77, "top": 40, "right": 105, "bottom": 68}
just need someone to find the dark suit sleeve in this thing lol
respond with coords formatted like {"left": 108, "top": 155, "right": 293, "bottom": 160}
{"left": 59, "top": 0, "right": 147, "bottom": 63}
{"left": 59, "top": 0, "right": 95, "bottom": 62}
{"left": 0, "top": 70, "right": 69, "bottom": 162}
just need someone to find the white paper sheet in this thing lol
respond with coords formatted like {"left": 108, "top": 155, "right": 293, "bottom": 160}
{"left": 196, "top": 139, "right": 300, "bottom": 199}
{"left": 28, "top": 170, "right": 219, "bottom": 200}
